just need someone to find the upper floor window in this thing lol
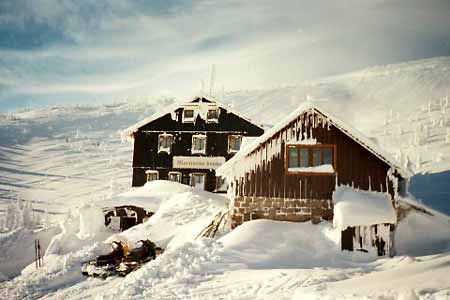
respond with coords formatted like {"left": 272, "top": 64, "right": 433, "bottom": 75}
{"left": 286, "top": 145, "right": 335, "bottom": 174}
{"left": 158, "top": 133, "right": 173, "bottom": 154}
{"left": 183, "top": 109, "right": 195, "bottom": 123}
{"left": 207, "top": 108, "right": 220, "bottom": 123}
{"left": 145, "top": 170, "right": 159, "bottom": 182}
{"left": 228, "top": 135, "right": 242, "bottom": 153}
{"left": 192, "top": 134, "right": 207, "bottom": 155}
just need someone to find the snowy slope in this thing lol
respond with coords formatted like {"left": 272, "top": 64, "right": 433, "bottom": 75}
{"left": 1, "top": 57, "right": 449, "bottom": 223}
{"left": 0, "top": 57, "right": 449, "bottom": 298}
{"left": 224, "top": 56, "right": 450, "bottom": 131}
{"left": 0, "top": 99, "right": 175, "bottom": 224}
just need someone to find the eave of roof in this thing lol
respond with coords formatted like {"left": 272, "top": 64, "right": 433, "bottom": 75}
{"left": 217, "top": 101, "right": 411, "bottom": 178}
{"left": 121, "top": 95, "right": 262, "bottom": 139}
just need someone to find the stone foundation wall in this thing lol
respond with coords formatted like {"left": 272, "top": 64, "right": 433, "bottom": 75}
{"left": 231, "top": 196, "right": 333, "bottom": 228}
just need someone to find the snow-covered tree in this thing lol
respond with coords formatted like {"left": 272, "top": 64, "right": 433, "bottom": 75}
{"left": 3, "top": 198, "right": 39, "bottom": 231}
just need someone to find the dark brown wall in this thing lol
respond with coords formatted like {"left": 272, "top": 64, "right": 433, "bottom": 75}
{"left": 132, "top": 103, "right": 264, "bottom": 190}
{"left": 231, "top": 111, "right": 396, "bottom": 227}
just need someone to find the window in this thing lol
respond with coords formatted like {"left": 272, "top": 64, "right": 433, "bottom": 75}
{"left": 183, "top": 109, "right": 195, "bottom": 123}
{"left": 168, "top": 171, "right": 182, "bottom": 183}
{"left": 145, "top": 170, "right": 159, "bottom": 182}
{"left": 207, "top": 108, "right": 220, "bottom": 123}
{"left": 190, "top": 173, "right": 206, "bottom": 190}
{"left": 192, "top": 134, "right": 207, "bottom": 154}
{"left": 158, "top": 133, "right": 173, "bottom": 153}
{"left": 286, "top": 145, "right": 335, "bottom": 174}
{"left": 228, "top": 135, "right": 242, "bottom": 153}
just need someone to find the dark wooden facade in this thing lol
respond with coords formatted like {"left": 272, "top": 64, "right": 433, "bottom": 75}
{"left": 225, "top": 108, "right": 405, "bottom": 245}
{"left": 130, "top": 97, "right": 264, "bottom": 191}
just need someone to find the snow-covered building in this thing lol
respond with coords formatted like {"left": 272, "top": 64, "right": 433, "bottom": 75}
{"left": 123, "top": 96, "right": 264, "bottom": 192}
{"left": 217, "top": 102, "right": 410, "bottom": 255}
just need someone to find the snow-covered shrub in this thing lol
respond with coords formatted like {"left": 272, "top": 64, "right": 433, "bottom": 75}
{"left": 3, "top": 198, "right": 39, "bottom": 231}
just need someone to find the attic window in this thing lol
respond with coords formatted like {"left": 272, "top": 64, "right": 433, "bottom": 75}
{"left": 192, "top": 134, "right": 207, "bottom": 155}
{"left": 286, "top": 145, "right": 336, "bottom": 174}
{"left": 207, "top": 108, "right": 220, "bottom": 123}
{"left": 183, "top": 109, "right": 195, "bottom": 123}
{"left": 145, "top": 170, "right": 159, "bottom": 182}
{"left": 158, "top": 133, "right": 173, "bottom": 153}
{"left": 228, "top": 135, "right": 242, "bottom": 153}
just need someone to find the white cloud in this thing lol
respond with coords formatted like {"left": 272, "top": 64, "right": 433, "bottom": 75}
{"left": 0, "top": 0, "right": 450, "bottom": 109}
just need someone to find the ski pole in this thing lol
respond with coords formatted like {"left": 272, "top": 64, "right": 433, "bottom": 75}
{"left": 35, "top": 239, "right": 38, "bottom": 269}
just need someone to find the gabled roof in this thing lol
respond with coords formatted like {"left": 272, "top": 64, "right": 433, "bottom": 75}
{"left": 217, "top": 101, "right": 410, "bottom": 178}
{"left": 121, "top": 95, "right": 261, "bottom": 140}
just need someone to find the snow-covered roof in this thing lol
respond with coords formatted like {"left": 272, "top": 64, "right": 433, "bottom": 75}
{"left": 121, "top": 95, "right": 261, "bottom": 139}
{"left": 216, "top": 101, "right": 410, "bottom": 178}
{"left": 332, "top": 185, "right": 397, "bottom": 228}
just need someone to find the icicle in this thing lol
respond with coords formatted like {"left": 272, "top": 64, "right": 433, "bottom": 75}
{"left": 299, "top": 180, "right": 302, "bottom": 200}
{"left": 335, "top": 173, "right": 339, "bottom": 189}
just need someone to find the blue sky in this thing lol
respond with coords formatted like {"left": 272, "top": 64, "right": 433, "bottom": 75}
{"left": 1, "top": 0, "right": 450, "bottom": 111}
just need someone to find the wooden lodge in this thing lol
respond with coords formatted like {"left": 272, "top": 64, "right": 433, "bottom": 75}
{"left": 123, "top": 96, "right": 264, "bottom": 192}
{"left": 217, "top": 102, "right": 409, "bottom": 256}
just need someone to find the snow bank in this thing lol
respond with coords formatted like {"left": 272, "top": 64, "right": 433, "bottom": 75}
{"left": 1, "top": 242, "right": 110, "bottom": 300}
{"left": 106, "top": 189, "right": 228, "bottom": 249}
{"left": 110, "top": 240, "right": 228, "bottom": 299}
{"left": 78, "top": 204, "right": 106, "bottom": 239}
{"left": 332, "top": 186, "right": 397, "bottom": 229}
{"left": 99, "top": 180, "right": 193, "bottom": 212}
{"left": 219, "top": 220, "right": 376, "bottom": 269}
{"left": 396, "top": 210, "right": 450, "bottom": 256}
{"left": 0, "top": 226, "right": 60, "bottom": 281}
{"left": 294, "top": 253, "right": 450, "bottom": 300}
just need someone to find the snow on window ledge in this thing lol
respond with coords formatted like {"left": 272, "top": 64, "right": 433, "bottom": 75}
{"left": 206, "top": 117, "right": 219, "bottom": 123}
{"left": 191, "top": 148, "right": 206, "bottom": 155}
{"left": 286, "top": 138, "right": 318, "bottom": 145}
{"left": 158, "top": 146, "right": 171, "bottom": 154}
{"left": 288, "top": 164, "right": 335, "bottom": 173}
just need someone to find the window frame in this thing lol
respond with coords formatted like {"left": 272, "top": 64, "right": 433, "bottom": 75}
{"left": 182, "top": 108, "right": 195, "bottom": 123}
{"left": 157, "top": 133, "right": 174, "bottom": 154}
{"left": 206, "top": 108, "right": 220, "bottom": 123}
{"left": 285, "top": 144, "right": 337, "bottom": 175}
{"left": 168, "top": 171, "right": 182, "bottom": 183}
{"left": 145, "top": 170, "right": 159, "bottom": 182}
{"left": 191, "top": 134, "right": 207, "bottom": 155}
{"left": 190, "top": 172, "right": 206, "bottom": 190}
{"left": 228, "top": 134, "right": 243, "bottom": 154}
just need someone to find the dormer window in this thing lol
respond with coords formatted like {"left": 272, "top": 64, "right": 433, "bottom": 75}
{"left": 158, "top": 133, "right": 173, "bottom": 154}
{"left": 207, "top": 108, "right": 220, "bottom": 123}
{"left": 228, "top": 135, "right": 242, "bottom": 153}
{"left": 192, "top": 134, "right": 207, "bottom": 155}
{"left": 183, "top": 109, "right": 195, "bottom": 123}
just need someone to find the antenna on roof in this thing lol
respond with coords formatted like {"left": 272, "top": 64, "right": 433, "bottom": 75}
{"left": 209, "top": 64, "right": 216, "bottom": 97}
{"left": 200, "top": 80, "right": 205, "bottom": 96}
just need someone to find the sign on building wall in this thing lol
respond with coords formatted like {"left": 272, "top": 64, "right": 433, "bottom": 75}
{"left": 173, "top": 156, "right": 226, "bottom": 170}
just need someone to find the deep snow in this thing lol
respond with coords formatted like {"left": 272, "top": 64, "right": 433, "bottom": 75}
{"left": 0, "top": 57, "right": 450, "bottom": 299}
